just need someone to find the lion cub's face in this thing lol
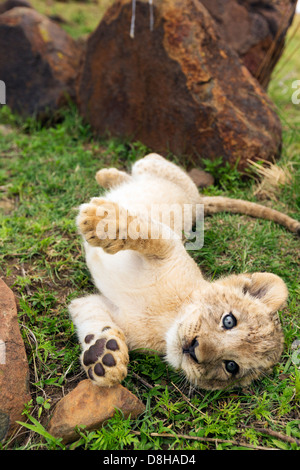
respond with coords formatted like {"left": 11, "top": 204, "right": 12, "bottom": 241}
{"left": 165, "top": 273, "right": 287, "bottom": 390}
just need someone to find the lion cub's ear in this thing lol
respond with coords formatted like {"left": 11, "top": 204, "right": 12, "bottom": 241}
{"left": 242, "top": 273, "right": 288, "bottom": 312}
{"left": 219, "top": 273, "right": 288, "bottom": 313}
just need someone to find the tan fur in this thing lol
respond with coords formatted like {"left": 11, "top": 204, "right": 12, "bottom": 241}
{"left": 69, "top": 154, "right": 292, "bottom": 390}
{"left": 201, "top": 196, "right": 300, "bottom": 233}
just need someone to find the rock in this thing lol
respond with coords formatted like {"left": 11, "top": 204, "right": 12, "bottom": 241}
{"left": 77, "top": 0, "right": 282, "bottom": 171}
{"left": 188, "top": 168, "right": 214, "bottom": 188}
{"left": 200, "top": 0, "right": 297, "bottom": 88}
{"left": 0, "top": 0, "right": 32, "bottom": 15}
{"left": 0, "top": 7, "right": 81, "bottom": 118}
{"left": 0, "top": 278, "right": 31, "bottom": 441}
{"left": 47, "top": 379, "right": 145, "bottom": 444}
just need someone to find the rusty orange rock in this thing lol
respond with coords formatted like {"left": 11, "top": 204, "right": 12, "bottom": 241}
{"left": 77, "top": 0, "right": 282, "bottom": 170}
{"left": 47, "top": 379, "right": 145, "bottom": 444}
{"left": 0, "top": 278, "right": 31, "bottom": 441}
{"left": 200, "top": 0, "right": 297, "bottom": 88}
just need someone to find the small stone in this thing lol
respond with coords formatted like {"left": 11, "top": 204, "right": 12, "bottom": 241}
{"left": 47, "top": 379, "right": 145, "bottom": 444}
{"left": 188, "top": 169, "right": 215, "bottom": 188}
{"left": 291, "top": 339, "right": 300, "bottom": 350}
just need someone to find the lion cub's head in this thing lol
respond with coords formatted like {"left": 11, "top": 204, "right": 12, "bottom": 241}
{"left": 166, "top": 273, "right": 287, "bottom": 390}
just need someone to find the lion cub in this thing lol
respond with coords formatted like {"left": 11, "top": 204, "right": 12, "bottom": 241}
{"left": 69, "top": 154, "right": 293, "bottom": 390}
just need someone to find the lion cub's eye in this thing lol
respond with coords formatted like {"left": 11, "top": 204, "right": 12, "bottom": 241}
{"left": 225, "top": 360, "right": 239, "bottom": 375}
{"left": 222, "top": 313, "right": 237, "bottom": 329}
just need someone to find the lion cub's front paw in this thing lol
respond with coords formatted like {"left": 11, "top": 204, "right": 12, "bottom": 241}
{"left": 81, "top": 327, "right": 129, "bottom": 387}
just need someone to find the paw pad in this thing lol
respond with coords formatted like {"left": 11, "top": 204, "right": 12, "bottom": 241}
{"left": 94, "top": 363, "right": 105, "bottom": 377}
{"left": 83, "top": 338, "right": 106, "bottom": 366}
{"left": 81, "top": 331, "right": 128, "bottom": 386}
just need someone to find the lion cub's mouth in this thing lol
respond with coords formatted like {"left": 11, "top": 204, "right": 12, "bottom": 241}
{"left": 165, "top": 323, "right": 199, "bottom": 370}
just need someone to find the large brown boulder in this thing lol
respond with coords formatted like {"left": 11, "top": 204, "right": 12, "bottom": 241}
{"left": 77, "top": 0, "right": 282, "bottom": 170}
{"left": 0, "top": 7, "right": 81, "bottom": 118}
{"left": 0, "top": 278, "right": 31, "bottom": 441}
{"left": 200, "top": 0, "right": 297, "bottom": 88}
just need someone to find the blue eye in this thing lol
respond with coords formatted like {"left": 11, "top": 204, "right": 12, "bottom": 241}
{"left": 225, "top": 360, "right": 239, "bottom": 375}
{"left": 223, "top": 313, "right": 237, "bottom": 329}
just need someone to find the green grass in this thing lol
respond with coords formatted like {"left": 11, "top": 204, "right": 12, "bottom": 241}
{"left": 0, "top": 9, "right": 299, "bottom": 451}
{"left": 29, "top": 0, "right": 114, "bottom": 39}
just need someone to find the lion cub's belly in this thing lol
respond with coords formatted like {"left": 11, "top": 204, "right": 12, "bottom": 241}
{"left": 84, "top": 243, "right": 156, "bottom": 308}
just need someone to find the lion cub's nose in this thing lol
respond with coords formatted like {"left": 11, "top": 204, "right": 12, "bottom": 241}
{"left": 182, "top": 337, "right": 199, "bottom": 364}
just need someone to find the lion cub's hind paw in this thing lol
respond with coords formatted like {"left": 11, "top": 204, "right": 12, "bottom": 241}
{"left": 77, "top": 199, "right": 119, "bottom": 247}
{"left": 81, "top": 327, "right": 129, "bottom": 387}
{"left": 96, "top": 168, "right": 131, "bottom": 188}
{"left": 77, "top": 202, "right": 99, "bottom": 246}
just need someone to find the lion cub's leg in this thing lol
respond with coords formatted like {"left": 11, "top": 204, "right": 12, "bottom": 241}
{"left": 69, "top": 295, "right": 129, "bottom": 386}
{"left": 132, "top": 153, "right": 201, "bottom": 204}
{"left": 77, "top": 198, "right": 175, "bottom": 258}
{"left": 96, "top": 168, "right": 131, "bottom": 189}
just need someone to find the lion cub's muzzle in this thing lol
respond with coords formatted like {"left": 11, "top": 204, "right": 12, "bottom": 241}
{"left": 182, "top": 337, "right": 199, "bottom": 364}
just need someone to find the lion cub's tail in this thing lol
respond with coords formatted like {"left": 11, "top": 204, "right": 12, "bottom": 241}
{"left": 201, "top": 196, "right": 300, "bottom": 235}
